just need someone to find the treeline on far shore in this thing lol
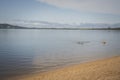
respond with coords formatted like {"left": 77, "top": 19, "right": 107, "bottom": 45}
{"left": 0, "top": 23, "right": 120, "bottom": 30}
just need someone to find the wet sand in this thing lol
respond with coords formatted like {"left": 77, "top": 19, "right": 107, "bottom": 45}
{"left": 8, "top": 56, "right": 120, "bottom": 80}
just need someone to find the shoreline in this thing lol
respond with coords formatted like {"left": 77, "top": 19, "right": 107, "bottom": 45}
{"left": 7, "top": 56, "right": 120, "bottom": 80}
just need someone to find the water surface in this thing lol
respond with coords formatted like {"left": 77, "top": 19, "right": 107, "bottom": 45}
{"left": 0, "top": 29, "right": 120, "bottom": 78}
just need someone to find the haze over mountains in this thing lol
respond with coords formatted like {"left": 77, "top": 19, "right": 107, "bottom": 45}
{"left": 0, "top": 20, "right": 120, "bottom": 29}
{"left": 0, "top": 22, "right": 120, "bottom": 30}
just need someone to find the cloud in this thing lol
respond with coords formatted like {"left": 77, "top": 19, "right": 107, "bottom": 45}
{"left": 36, "top": 0, "right": 120, "bottom": 15}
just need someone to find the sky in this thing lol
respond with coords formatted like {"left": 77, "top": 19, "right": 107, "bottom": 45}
{"left": 0, "top": 0, "right": 120, "bottom": 27}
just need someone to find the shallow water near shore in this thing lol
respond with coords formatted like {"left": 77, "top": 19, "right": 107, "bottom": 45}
{"left": 0, "top": 29, "right": 120, "bottom": 78}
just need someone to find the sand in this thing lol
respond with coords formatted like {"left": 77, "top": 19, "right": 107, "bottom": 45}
{"left": 7, "top": 56, "right": 120, "bottom": 80}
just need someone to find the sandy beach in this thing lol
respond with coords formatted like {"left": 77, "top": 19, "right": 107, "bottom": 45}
{"left": 7, "top": 56, "right": 120, "bottom": 80}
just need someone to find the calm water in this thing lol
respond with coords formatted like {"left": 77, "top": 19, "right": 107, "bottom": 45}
{"left": 0, "top": 29, "right": 120, "bottom": 78}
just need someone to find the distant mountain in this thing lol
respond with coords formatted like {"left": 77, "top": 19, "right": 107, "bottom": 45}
{"left": 76, "top": 23, "right": 120, "bottom": 28}
{"left": 0, "top": 24, "right": 27, "bottom": 29}
{"left": 0, "top": 23, "right": 120, "bottom": 30}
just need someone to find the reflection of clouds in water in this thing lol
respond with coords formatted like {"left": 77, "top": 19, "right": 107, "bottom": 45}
{"left": 76, "top": 41, "right": 90, "bottom": 45}
{"left": 0, "top": 30, "right": 120, "bottom": 78}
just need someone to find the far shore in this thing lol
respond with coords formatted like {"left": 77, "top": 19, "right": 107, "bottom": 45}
{"left": 1, "top": 28, "right": 120, "bottom": 30}
{"left": 7, "top": 56, "right": 120, "bottom": 80}
{"left": 0, "top": 23, "right": 120, "bottom": 30}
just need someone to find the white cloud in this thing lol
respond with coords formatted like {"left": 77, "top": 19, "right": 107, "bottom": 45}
{"left": 36, "top": 0, "right": 120, "bottom": 15}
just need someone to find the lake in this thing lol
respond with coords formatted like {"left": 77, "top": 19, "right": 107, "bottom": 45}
{"left": 0, "top": 29, "right": 120, "bottom": 79}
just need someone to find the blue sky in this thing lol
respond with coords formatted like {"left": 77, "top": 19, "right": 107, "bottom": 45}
{"left": 0, "top": 0, "right": 120, "bottom": 26}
